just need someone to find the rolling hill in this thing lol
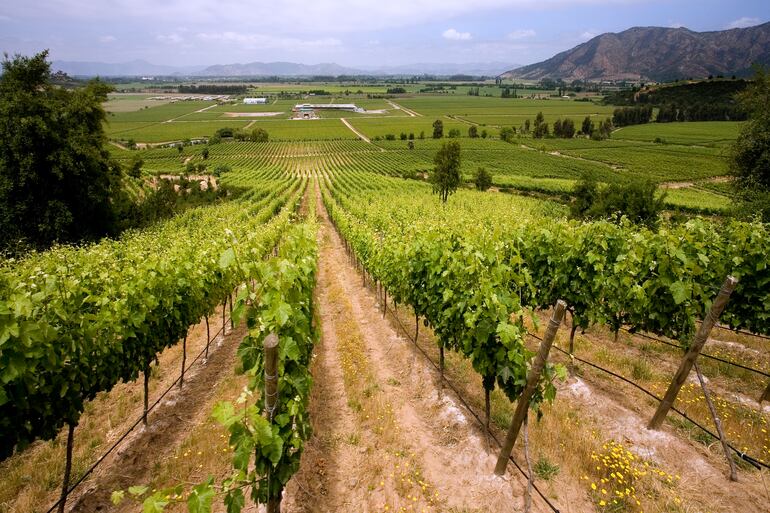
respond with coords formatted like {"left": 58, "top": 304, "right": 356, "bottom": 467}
{"left": 502, "top": 22, "right": 770, "bottom": 82}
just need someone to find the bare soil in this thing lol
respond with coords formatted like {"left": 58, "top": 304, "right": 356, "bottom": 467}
{"left": 284, "top": 183, "right": 545, "bottom": 512}
{"left": 67, "top": 315, "right": 244, "bottom": 512}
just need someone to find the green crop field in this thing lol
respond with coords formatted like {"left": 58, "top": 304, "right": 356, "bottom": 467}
{"left": 107, "top": 120, "right": 251, "bottom": 143}
{"left": 614, "top": 121, "right": 744, "bottom": 146}
{"left": 100, "top": 90, "right": 743, "bottom": 213}
{"left": 107, "top": 100, "right": 217, "bottom": 123}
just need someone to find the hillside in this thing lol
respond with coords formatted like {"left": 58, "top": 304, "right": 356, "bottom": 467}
{"left": 502, "top": 22, "right": 770, "bottom": 82}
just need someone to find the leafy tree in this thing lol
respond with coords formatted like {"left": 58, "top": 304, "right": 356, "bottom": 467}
{"left": 400, "top": 132, "right": 408, "bottom": 140}
{"left": 127, "top": 155, "right": 144, "bottom": 179}
{"left": 431, "top": 141, "right": 461, "bottom": 202}
{"left": 481, "top": 129, "right": 488, "bottom": 138}
{"left": 553, "top": 119, "right": 562, "bottom": 137}
{"left": 499, "top": 127, "right": 515, "bottom": 143}
{"left": 250, "top": 127, "right": 269, "bottom": 142}
{"left": 730, "top": 67, "right": 770, "bottom": 221}
{"left": 473, "top": 167, "right": 493, "bottom": 191}
{"left": 202, "top": 147, "right": 210, "bottom": 160}
{"left": 448, "top": 128, "right": 461, "bottom": 138}
{"left": 571, "top": 174, "right": 665, "bottom": 227}
{"left": 419, "top": 130, "right": 425, "bottom": 139}
{"left": 407, "top": 141, "right": 415, "bottom": 150}
{"left": 581, "top": 116, "right": 593, "bottom": 136}
{"left": 468, "top": 125, "right": 478, "bottom": 138}
{"left": 561, "top": 118, "right": 576, "bottom": 138}
{"left": 532, "top": 112, "right": 550, "bottom": 138}
{"left": 432, "top": 119, "right": 444, "bottom": 139}
{"left": 0, "top": 51, "right": 121, "bottom": 253}
{"left": 213, "top": 164, "right": 232, "bottom": 177}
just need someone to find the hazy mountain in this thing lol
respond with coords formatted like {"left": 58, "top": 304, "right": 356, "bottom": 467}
{"left": 198, "top": 61, "right": 364, "bottom": 76}
{"left": 52, "top": 59, "right": 203, "bottom": 77}
{"left": 502, "top": 22, "right": 770, "bottom": 82}
{"left": 50, "top": 59, "right": 515, "bottom": 78}
{"left": 364, "top": 62, "right": 519, "bottom": 76}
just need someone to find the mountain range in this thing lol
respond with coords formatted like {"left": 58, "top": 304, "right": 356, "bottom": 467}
{"left": 501, "top": 22, "right": 770, "bottom": 82}
{"left": 51, "top": 60, "right": 516, "bottom": 78}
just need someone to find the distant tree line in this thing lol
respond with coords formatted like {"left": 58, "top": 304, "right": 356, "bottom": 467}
{"left": 612, "top": 106, "right": 653, "bottom": 127}
{"left": 178, "top": 84, "right": 248, "bottom": 95}
{"left": 605, "top": 79, "right": 748, "bottom": 122}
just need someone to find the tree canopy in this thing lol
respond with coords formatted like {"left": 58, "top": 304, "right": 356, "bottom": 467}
{"left": 0, "top": 51, "right": 119, "bottom": 254}
{"left": 730, "top": 67, "right": 770, "bottom": 221}
{"left": 431, "top": 141, "right": 461, "bottom": 203}
{"left": 570, "top": 174, "right": 665, "bottom": 228}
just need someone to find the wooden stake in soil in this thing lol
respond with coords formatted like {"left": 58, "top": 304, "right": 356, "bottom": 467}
{"left": 695, "top": 361, "right": 738, "bottom": 481}
{"left": 143, "top": 362, "right": 150, "bottom": 426}
{"left": 263, "top": 333, "right": 281, "bottom": 513}
{"left": 494, "top": 299, "right": 566, "bottom": 475}
{"left": 415, "top": 314, "right": 419, "bottom": 343}
{"left": 204, "top": 315, "right": 210, "bottom": 360}
{"left": 523, "top": 415, "right": 533, "bottom": 513}
{"left": 222, "top": 298, "right": 227, "bottom": 335}
{"left": 180, "top": 335, "right": 187, "bottom": 389}
{"left": 57, "top": 423, "right": 75, "bottom": 513}
{"left": 229, "top": 292, "right": 234, "bottom": 329}
{"left": 648, "top": 276, "right": 738, "bottom": 430}
{"left": 439, "top": 344, "right": 445, "bottom": 381}
{"left": 383, "top": 289, "right": 388, "bottom": 318}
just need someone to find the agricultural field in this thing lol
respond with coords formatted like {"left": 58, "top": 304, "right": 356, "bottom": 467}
{"left": 8, "top": 82, "right": 766, "bottom": 513}
{"left": 614, "top": 121, "right": 744, "bottom": 146}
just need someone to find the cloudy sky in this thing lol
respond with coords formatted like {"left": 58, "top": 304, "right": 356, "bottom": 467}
{"left": 0, "top": 0, "right": 767, "bottom": 67}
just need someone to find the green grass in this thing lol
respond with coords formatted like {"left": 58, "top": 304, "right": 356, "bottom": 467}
{"left": 107, "top": 101, "right": 217, "bottom": 123}
{"left": 614, "top": 121, "right": 743, "bottom": 146}
{"left": 107, "top": 120, "right": 250, "bottom": 143}
{"left": 346, "top": 117, "right": 494, "bottom": 139}
{"left": 661, "top": 187, "right": 731, "bottom": 212}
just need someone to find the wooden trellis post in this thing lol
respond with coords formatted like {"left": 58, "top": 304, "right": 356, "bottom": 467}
{"left": 263, "top": 333, "right": 281, "bottom": 513}
{"left": 494, "top": 300, "right": 566, "bottom": 475}
{"left": 648, "top": 276, "right": 738, "bottom": 430}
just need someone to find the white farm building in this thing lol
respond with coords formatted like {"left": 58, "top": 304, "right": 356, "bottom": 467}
{"left": 243, "top": 98, "right": 267, "bottom": 104}
{"left": 293, "top": 103, "right": 363, "bottom": 113}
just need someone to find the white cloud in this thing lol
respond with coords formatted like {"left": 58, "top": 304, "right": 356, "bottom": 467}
{"left": 725, "top": 17, "right": 761, "bottom": 29}
{"left": 507, "top": 29, "right": 535, "bottom": 40}
{"left": 99, "top": 35, "right": 116, "bottom": 43}
{"left": 442, "top": 28, "right": 472, "bottom": 41}
{"left": 157, "top": 33, "right": 184, "bottom": 44}
{"left": 579, "top": 31, "right": 597, "bottom": 40}
{"left": 196, "top": 32, "right": 341, "bottom": 50}
{"left": 668, "top": 21, "right": 684, "bottom": 28}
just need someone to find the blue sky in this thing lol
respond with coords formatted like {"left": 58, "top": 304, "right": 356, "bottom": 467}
{"left": 0, "top": 1, "right": 767, "bottom": 67}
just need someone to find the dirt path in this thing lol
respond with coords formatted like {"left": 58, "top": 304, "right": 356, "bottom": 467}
{"left": 67, "top": 320, "right": 245, "bottom": 512}
{"left": 286, "top": 182, "right": 538, "bottom": 512}
{"left": 165, "top": 103, "right": 218, "bottom": 123}
{"left": 339, "top": 118, "right": 369, "bottom": 143}
{"left": 386, "top": 100, "right": 421, "bottom": 117}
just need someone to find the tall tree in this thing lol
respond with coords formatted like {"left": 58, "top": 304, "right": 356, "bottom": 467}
{"left": 431, "top": 141, "right": 461, "bottom": 203}
{"left": 581, "top": 116, "right": 593, "bottom": 136}
{"left": 730, "top": 67, "right": 770, "bottom": 220}
{"left": 0, "top": 51, "right": 119, "bottom": 254}
{"left": 432, "top": 119, "right": 444, "bottom": 139}
{"left": 473, "top": 167, "right": 492, "bottom": 191}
